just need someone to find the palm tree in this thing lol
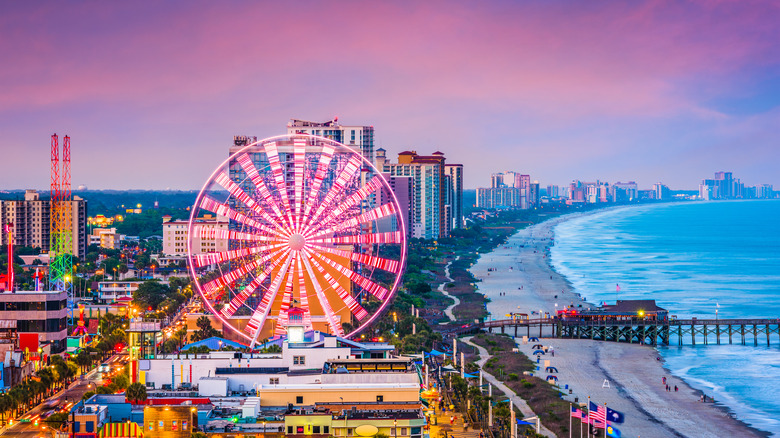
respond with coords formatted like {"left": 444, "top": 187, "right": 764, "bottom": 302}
{"left": 38, "top": 368, "right": 55, "bottom": 396}
{"left": 125, "top": 382, "right": 147, "bottom": 405}
{"left": 0, "top": 394, "right": 11, "bottom": 425}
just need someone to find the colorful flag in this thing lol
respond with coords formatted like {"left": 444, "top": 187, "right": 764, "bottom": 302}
{"left": 607, "top": 406, "right": 625, "bottom": 423}
{"left": 571, "top": 405, "right": 584, "bottom": 418}
{"left": 606, "top": 424, "right": 622, "bottom": 438}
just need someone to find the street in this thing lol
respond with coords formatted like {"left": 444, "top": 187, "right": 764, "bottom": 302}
{"left": 1, "top": 354, "right": 126, "bottom": 438}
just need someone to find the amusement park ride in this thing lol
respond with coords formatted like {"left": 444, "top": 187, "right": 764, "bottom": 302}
{"left": 50, "top": 133, "right": 75, "bottom": 325}
{"left": 187, "top": 134, "right": 407, "bottom": 347}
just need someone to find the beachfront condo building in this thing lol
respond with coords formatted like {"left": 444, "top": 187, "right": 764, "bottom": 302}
{"left": 376, "top": 149, "right": 462, "bottom": 239}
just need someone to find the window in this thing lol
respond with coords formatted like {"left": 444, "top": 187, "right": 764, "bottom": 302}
{"left": 402, "top": 428, "right": 407, "bottom": 435}
{"left": 324, "top": 426, "right": 330, "bottom": 433}
{"left": 287, "top": 426, "right": 293, "bottom": 434}
{"left": 269, "top": 377, "right": 279, "bottom": 384}
{"left": 296, "top": 396, "right": 303, "bottom": 404}
{"left": 376, "top": 395, "right": 383, "bottom": 402}
{"left": 297, "top": 426, "right": 304, "bottom": 433}
{"left": 313, "top": 426, "right": 321, "bottom": 433}
{"left": 86, "top": 421, "right": 94, "bottom": 432}
{"left": 293, "top": 355, "right": 305, "bottom": 365}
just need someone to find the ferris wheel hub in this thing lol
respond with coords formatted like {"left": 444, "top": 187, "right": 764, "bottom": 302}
{"left": 288, "top": 233, "right": 306, "bottom": 251}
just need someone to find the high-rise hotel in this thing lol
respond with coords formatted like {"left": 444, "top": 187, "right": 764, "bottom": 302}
{"left": 376, "top": 149, "right": 463, "bottom": 240}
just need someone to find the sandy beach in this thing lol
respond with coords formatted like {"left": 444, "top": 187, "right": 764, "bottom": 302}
{"left": 469, "top": 211, "right": 766, "bottom": 438}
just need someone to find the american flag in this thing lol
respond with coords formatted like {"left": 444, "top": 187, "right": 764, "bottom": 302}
{"left": 590, "top": 401, "right": 607, "bottom": 425}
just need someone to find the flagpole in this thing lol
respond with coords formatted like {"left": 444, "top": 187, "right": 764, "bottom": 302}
{"left": 588, "top": 396, "right": 591, "bottom": 438}
{"left": 603, "top": 402, "right": 608, "bottom": 438}
{"left": 569, "top": 403, "right": 572, "bottom": 438}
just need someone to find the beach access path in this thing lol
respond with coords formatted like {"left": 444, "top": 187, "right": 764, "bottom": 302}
{"left": 467, "top": 210, "right": 766, "bottom": 438}
{"left": 439, "top": 256, "right": 460, "bottom": 321}
{"left": 462, "top": 336, "right": 556, "bottom": 438}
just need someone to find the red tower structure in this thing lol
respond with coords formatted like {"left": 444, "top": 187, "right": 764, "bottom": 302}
{"left": 49, "top": 133, "right": 74, "bottom": 324}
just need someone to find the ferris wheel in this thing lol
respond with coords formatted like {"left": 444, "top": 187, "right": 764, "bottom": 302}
{"left": 187, "top": 134, "right": 407, "bottom": 347}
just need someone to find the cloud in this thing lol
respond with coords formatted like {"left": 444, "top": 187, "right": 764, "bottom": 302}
{"left": 0, "top": 0, "right": 778, "bottom": 189}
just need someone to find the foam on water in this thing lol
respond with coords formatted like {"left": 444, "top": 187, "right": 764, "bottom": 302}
{"left": 550, "top": 200, "right": 780, "bottom": 436}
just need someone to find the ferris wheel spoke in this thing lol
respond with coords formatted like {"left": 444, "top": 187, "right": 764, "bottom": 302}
{"left": 214, "top": 172, "right": 291, "bottom": 237}
{"left": 310, "top": 231, "right": 403, "bottom": 245}
{"left": 219, "top": 247, "right": 291, "bottom": 318}
{"left": 304, "top": 249, "right": 369, "bottom": 320}
{"left": 192, "top": 225, "right": 280, "bottom": 244}
{"left": 192, "top": 242, "right": 282, "bottom": 268}
{"left": 263, "top": 141, "right": 296, "bottom": 228}
{"left": 247, "top": 251, "right": 295, "bottom": 346}
{"left": 201, "top": 245, "right": 282, "bottom": 300}
{"left": 304, "top": 175, "right": 384, "bottom": 236}
{"left": 274, "top": 256, "right": 298, "bottom": 337}
{"left": 308, "top": 243, "right": 401, "bottom": 274}
{"left": 304, "top": 155, "right": 362, "bottom": 231}
{"left": 309, "top": 203, "right": 397, "bottom": 240}
{"left": 300, "top": 252, "right": 345, "bottom": 336}
{"left": 235, "top": 152, "right": 287, "bottom": 223}
{"left": 199, "top": 195, "right": 289, "bottom": 240}
{"left": 301, "top": 143, "right": 335, "bottom": 227}
{"left": 311, "top": 251, "right": 390, "bottom": 301}
{"left": 292, "top": 139, "right": 306, "bottom": 231}
{"left": 294, "top": 253, "right": 314, "bottom": 328}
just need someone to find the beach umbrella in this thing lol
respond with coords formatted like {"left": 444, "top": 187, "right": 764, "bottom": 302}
{"left": 529, "top": 337, "right": 540, "bottom": 342}
{"left": 532, "top": 350, "right": 545, "bottom": 355}
{"left": 545, "top": 367, "right": 559, "bottom": 373}
{"left": 531, "top": 344, "right": 544, "bottom": 349}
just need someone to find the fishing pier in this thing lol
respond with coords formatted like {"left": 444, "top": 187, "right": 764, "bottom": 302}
{"left": 454, "top": 300, "right": 780, "bottom": 347}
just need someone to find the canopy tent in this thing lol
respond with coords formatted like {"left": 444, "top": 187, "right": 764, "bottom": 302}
{"left": 546, "top": 375, "right": 558, "bottom": 381}
{"left": 181, "top": 336, "right": 249, "bottom": 351}
{"left": 529, "top": 337, "right": 540, "bottom": 342}
{"left": 531, "top": 344, "right": 544, "bottom": 349}
{"left": 545, "top": 367, "right": 559, "bottom": 373}
{"left": 532, "top": 350, "right": 546, "bottom": 355}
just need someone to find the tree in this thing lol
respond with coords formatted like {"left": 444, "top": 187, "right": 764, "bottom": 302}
{"left": 133, "top": 281, "right": 169, "bottom": 309}
{"left": 191, "top": 316, "right": 220, "bottom": 342}
{"left": 45, "top": 412, "right": 69, "bottom": 430}
{"left": 113, "top": 373, "right": 130, "bottom": 390}
{"left": 125, "top": 382, "right": 147, "bottom": 404}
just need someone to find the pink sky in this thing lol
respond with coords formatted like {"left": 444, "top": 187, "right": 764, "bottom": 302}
{"left": 1, "top": 0, "right": 778, "bottom": 190}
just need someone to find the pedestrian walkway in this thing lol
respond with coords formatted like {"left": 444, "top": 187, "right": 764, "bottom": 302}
{"left": 462, "top": 336, "right": 556, "bottom": 438}
{"left": 439, "top": 256, "right": 460, "bottom": 321}
{"left": 428, "top": 406, "right": 481, "bottom": 438}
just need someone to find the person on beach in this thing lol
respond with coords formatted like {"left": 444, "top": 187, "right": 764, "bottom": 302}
{"left": 450, "top": 415, "right": 455, "bottom": 425}
{"left": 663, "top": 376, "right": 667, "bottom": 385}
{"left": 674, "top": 385, "right": 678, "bottom": 392}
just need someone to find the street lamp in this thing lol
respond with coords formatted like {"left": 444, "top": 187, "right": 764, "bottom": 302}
{"left": 393, "top": 419, "right": 397, "bottom": 438}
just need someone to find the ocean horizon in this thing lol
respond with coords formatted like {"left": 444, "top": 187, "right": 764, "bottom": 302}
{"left": 550, "top": 200, "right": 780, "bottom": 436}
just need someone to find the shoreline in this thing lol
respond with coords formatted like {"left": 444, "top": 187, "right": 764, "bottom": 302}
{"left": 468, "top": 207, "right": 768, "bottom": 438}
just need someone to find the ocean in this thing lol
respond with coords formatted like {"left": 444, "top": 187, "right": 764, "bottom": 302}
{"left": 550, "top": 200, "right": 780, "bottom": 436}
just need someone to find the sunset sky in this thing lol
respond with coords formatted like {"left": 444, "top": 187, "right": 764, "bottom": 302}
{"left": 1, "top": 0, "right": 778, "bottom": 190}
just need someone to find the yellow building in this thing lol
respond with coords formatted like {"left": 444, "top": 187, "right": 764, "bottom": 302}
{"left": 283, "top": 402, "right": 426, "bottom": 438}
{"left": 258, "top": 382, "right": 420, "bottom": 407}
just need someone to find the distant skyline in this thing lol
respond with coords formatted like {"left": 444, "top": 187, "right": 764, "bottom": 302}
{"left": 1, "top": 1, "right": 778, "bottom": 190}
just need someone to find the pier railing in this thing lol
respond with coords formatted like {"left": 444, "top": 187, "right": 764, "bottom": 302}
{"left": 457, "top": 317, "right": 780, "bottom": 347}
